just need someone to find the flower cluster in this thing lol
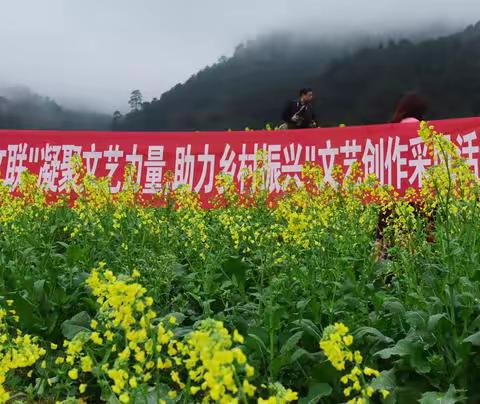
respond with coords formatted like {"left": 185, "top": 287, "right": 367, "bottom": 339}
{"left": 0, "top": 302, "right": 46, "bottom": 404}
{"left": 420, "top": 121, "right": 478, "bottom": 204}
{"left": 180, "top": 319, "right": 256, "bottom": 403}
{"left": 320, "top": 323, "right": 389, "bottom": 403}
{"left": 55, "top": 264, "right": 177, "bottom": 403}
{"left": 258, "top": 382, "right": 298, "bottom": 403}
{"left": 47, "top": 266, "right": 298, "bottom": 403}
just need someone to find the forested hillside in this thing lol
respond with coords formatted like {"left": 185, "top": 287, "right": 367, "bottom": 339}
{"left": 0, "top": 86, "right": 110, "bottom": 130}
{"left": 116, "top": 22, "right": 480, "bottom": 131}
{"left": 3, "top": 22, "right": 479, "bottom": 132}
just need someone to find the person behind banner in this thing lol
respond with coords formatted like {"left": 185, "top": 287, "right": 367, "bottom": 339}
{"left": 391, "top": 92, "right": 429, "bottom": 123}
{"left": 281, "top": 88, "right": 318, "bottom": 129}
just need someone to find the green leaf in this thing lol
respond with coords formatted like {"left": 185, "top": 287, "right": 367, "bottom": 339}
{"left": 56, "top": 241, "right": 70, "bottom": 249}
{"left": 405, "top": 310, "right": 427, "bottom": 329}
{"left": 293, "top": 319, "right": 321, "bottom": 339}
{"left": 247, "top": 332, "right": 268, "bottom": 353}
{"left": 296, "top": 298, "right": 311, "bottom": 311}
{"left": 290, "top": 348, "right": 310, "bottom": 363}
{"left": 375, "top": 339, "right": 430, "bottom": 374}
{"left": 419, "top": 385, "right": 463, "bottom": 404}
{"left": 410, "top": 353, "right": 431, "bottom": 374}
{"left": 463, "top": 331, "right": 480, "bottom": 346}
{"left": 130, "top": 384, "right": 170, "bottom": 404}
{"left": 106, "top": 393, "right": 121, "bottom": 404}
{"left": 280, "top": 331, "right": 303, "bottom": 355}
{"left": 269, "top": 356, "right": 286, "bottom": 379}
{"left": 61, "top": 311, "right": 91, "bottom": 339}
{"left": 35, "top": 377, "right": 46, "bottom": 396}
{"left": 33, "top": 279, "right": 51, "bottom": 315}
{"left": 375, "top": 339, "right": 414, "bottom": 359}
{"left": 371, "top": 368, "right": 396, "bottom": 391}
{"left": 66, "top": 244, "right": 84, "bottom": 265}
{"left": 33, "top": 279, "right": 47, "bottom": 301}
{"left": 299, "top": 383, "right": 332, "bottom": 404}
{"left": 383, "top": 300, "right": 405, "bottom": 315}
{"left": 10, "top": 294, "right": 38, "bottom": 330}
{"left": 427, "top": 313, "right": 448, "bottom": 331}
{"left": 354, "top": 326, "right": 394, "bottom": 344}
{"left": 222, "top": 256, "right": 248, "bottom": 293}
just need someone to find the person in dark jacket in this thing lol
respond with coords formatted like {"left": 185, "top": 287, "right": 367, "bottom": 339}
{"left": 281, "top": 88, "right": 317, "bottom": 129}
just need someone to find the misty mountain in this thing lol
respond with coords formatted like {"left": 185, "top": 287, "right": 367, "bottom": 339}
{"left": 0, "top": 86, "right": 110, "bottom": 130}
{"left": 116, "top": 22, "right": 480, "bottom": 131}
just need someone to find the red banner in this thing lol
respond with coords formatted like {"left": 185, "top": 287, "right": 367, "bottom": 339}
{"left": 1, "top": 117, "right": 479, "bottom": 198}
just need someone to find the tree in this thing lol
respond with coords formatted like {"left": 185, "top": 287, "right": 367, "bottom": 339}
{"left": 128, "top": 90, "right": 143, "bottom": 111}
{"left": 113, "top": 110, "right": 122, "bottom": 120}
{"left": 112, "top": 110, "right": 123, "bottom": 130}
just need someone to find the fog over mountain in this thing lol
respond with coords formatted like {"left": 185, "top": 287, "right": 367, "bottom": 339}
{"left": 0, "top": 0, "right": 479, "bottom": 113}
{"left": 0, "top": 85, "right": 110, "bottom": 130}
{"left": 111, "top": 20, "right": 480, "bottom": 131}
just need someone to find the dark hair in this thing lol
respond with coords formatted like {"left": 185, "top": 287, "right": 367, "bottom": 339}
{"left": 391, "top": 92, "right": 429, "bottom": 123}
{"left": 299, "top": 87, "right": 313, "bottom": 96}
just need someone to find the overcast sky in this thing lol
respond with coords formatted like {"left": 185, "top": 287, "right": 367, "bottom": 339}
{"left": 0, "top": 0, "right": 479, "bottom": 113}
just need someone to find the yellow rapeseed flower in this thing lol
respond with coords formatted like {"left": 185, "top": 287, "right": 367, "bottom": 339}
{"left": 68, "top": 368, "right": 79, "bottom": 380}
